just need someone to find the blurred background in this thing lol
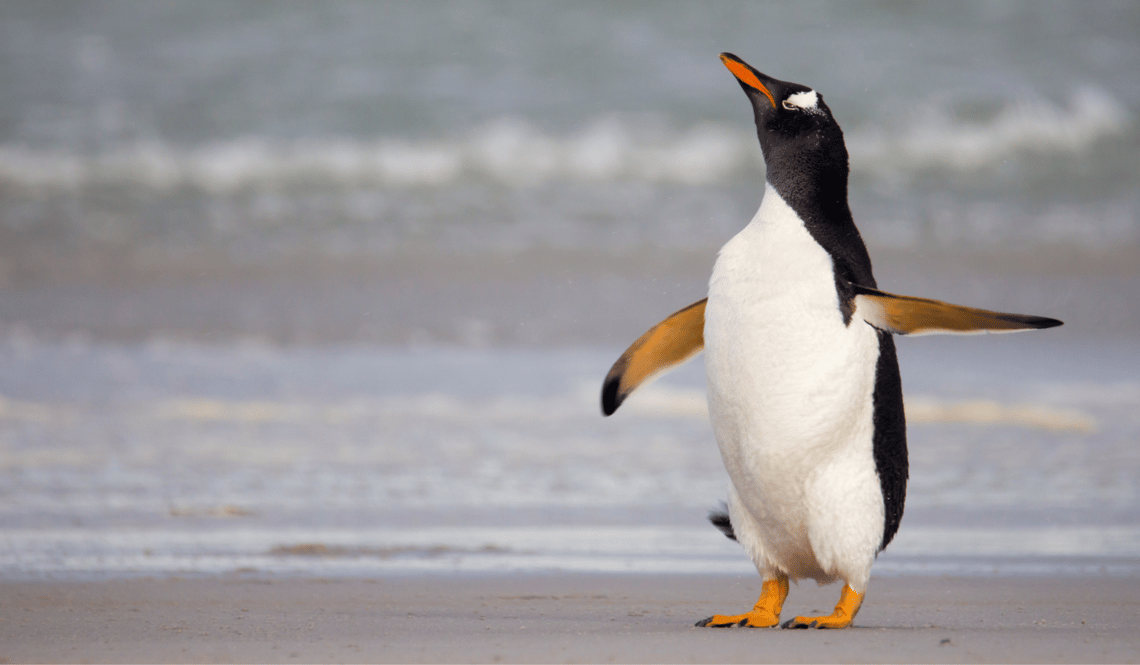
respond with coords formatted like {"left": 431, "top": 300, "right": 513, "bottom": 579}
{"left": 1, "top": 1, "right": 1138, "bottom": 577}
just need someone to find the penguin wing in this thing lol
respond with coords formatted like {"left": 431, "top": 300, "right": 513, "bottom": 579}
{"left": 852, "top": 284, "right": 1063, "bottom": 336}
{"left": 601, "top": 299, "right": 706, "bottom": 416}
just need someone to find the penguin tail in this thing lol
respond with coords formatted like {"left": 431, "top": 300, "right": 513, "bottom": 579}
{"left": 708, "top": 503, "right": 737, "bottom": 541}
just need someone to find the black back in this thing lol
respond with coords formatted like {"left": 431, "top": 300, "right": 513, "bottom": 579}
{"left": 870, "top": 331, "right": 907, "bottom": 549}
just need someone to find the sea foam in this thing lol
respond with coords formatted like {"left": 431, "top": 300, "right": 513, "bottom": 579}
{"left": 0, "top": 88, "right": 1128, "bottom": 193}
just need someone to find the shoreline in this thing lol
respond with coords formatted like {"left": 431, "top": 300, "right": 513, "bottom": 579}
{"left": 3, "top": 573, "right": 1137, "bottom": 663}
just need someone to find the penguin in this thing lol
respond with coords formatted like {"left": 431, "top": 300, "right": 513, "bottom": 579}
{"left": 600, "top": 53, "right": 1062, "bottom": 630}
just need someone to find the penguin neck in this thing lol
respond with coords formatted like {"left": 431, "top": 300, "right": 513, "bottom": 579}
{"left": 762, "top": 149, "right": 876, "bottom": 290}
{"left": 763, "top": 141, "right": 851, "bottom": 227}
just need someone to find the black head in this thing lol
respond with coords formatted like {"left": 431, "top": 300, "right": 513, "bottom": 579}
{"left": 719, "top": 53, "right": 874, "bottom": 292}
{"left": 719, "top": 52, "right": 847, "bottom": 180}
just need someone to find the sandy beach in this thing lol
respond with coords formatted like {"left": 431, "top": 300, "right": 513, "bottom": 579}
{"left": 2, "top": 573, "right": 1138, "bottom": 663}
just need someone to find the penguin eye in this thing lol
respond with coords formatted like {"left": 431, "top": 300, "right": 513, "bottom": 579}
{"left": 782, "top": 90, "right": 821, "bottom": 114}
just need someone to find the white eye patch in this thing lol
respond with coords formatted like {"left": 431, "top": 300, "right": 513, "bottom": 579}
{"left": 782, "top": 90, "right": 820, "bottom": 112}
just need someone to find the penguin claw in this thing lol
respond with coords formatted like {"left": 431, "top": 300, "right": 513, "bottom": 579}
{"left": 694, "top": 616, "right": 739, "bottom": 628}
{"left": 696, "top": 613, "right": 779, "bottom": 628}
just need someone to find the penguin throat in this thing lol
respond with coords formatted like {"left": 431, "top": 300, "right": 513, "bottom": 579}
{"left": 763, "top": 154, "right": 876, "bottom": 321}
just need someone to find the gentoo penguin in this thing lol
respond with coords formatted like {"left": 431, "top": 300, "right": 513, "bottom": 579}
{"left": 601, "top": 53, "right": 1062, "bottom": 630}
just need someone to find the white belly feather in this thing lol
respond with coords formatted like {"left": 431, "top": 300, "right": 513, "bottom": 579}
{"left": 704, "top": 183, "right": 884, "bottom": 590}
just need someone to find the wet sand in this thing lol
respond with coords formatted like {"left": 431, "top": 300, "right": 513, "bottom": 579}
{"left": 2, "top": 573, "right": 1138, "bottom": 663}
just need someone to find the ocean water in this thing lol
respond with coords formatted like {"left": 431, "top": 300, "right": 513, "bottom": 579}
{"left": 3, "top": 1, "right": 1139, "bottom": 266}
{"left": 0, "top": 1, "right": 1138, "bottom": 579}
{"left": 1, "top": 336, "right": 1137, "bottom": 579}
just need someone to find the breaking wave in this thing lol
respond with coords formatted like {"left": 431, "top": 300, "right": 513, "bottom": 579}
{"left": 848, "top": 86, "right": 1132, "bottom": 175}
{"left": 0, "top": 89, "right": 1129, "bottom": 193}
{"left": 0, "top": 119, "right": 755, "bottom": 193}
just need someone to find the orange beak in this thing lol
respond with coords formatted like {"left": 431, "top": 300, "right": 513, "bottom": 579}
{"left": 719, "top": 53, "right": 776, "bottom": 109}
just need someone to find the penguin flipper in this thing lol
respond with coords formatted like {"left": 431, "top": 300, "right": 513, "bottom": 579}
{"left": 601, "top": 298, "right": 706, "bottom": 416}
{"left": 852, "top": 284, "right": 1063, "bottom": 336}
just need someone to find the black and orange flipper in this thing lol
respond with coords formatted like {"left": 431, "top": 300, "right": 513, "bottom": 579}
{"left": 852, "top": 284, "right": 1063, "bottom": 336}
{"left": 601, "top": 299, "right": 706, "bottom": 416}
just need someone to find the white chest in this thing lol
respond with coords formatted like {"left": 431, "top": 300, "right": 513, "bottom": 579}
{"left": 703, "top": 183, "right": 880, "bottom": 509}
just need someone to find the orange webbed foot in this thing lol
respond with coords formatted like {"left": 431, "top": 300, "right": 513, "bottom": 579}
{"left": 696, "top": 574, "right": 788, "bottom": 628}
{"left": 696, "top": 609, "right": 780, "bottom": 628}
{"left": 781, "top": 584, "right": 863, "bottom": 629}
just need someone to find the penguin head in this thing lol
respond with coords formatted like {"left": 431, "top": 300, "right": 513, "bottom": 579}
{"left": 719, "top": 53, "right": 846, "bottom": 175}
